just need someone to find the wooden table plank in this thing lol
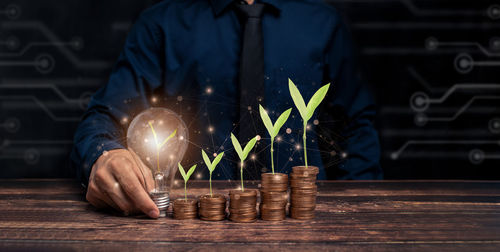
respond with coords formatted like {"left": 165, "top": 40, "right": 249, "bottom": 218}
{"left": 0, "top": 179, "right": 499, "bottom": 251}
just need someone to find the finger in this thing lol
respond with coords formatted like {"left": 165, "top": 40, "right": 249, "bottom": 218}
{"left": 128, "top": 149, "right": 155, "bottom": 192}
{"left": 112, "top": 158, "right": 159, "bottom": 218}
{"left": 94, "top": 164, "right": 136, "bottom": 215}
{"left": 87, "top": 181, "right": 121, "bottom": 211}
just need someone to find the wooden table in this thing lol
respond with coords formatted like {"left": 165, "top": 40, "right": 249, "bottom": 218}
{"left": 1, "top": 179, "right": 499, "bottom": 251}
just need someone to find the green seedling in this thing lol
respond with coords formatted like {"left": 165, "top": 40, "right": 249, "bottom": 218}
{"left": 230, "top": 133, "right": 258, "bottom": 191}
{"left": 259, "top": 105, "right": 292, "bottom": 174}
{"left": 148, "top": 121, "right": 177, "bottom": 173}
{"left": 201, "top": 150, "right": 224, "bottom": 197}
{"left": 288, "top": 78, "right": 330, "bottom": 168}
{"left": 178, "top": 163, "right": 197, "bottom": 201}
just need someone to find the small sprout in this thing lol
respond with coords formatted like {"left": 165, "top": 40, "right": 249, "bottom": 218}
{"left": 201, "top": 150, "right": 224, "bottom": 197}
{"left": 288, "top": 78, "right": 330, "bottom": 168}
{"left": 230, "top": 133, "right": 257, "bottom": 191}
{"left": 148, "top": 121, "right": 176, "bottom": 172}
{"left": 178, "top": 163, "right": 197, "bottom": 201}
{"left": 259, "top": 105, "right": 292, "bottom": 174}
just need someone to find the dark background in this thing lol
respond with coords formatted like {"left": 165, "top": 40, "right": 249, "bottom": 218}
{"left": 1, "top": 0, "right": 499, "bottom": 179}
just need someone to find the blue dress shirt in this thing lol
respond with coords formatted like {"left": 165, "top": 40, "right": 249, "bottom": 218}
{"left": 71, "top": 0, "right": 383, "bottom": 185}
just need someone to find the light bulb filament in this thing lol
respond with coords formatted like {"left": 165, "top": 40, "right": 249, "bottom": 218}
{"left": 148, "top": 121, "right": 177, "bottom": 172}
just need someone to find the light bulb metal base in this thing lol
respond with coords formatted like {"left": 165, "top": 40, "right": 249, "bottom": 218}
{"left": 150, "top": 191, "right": 169, "bottom": 218}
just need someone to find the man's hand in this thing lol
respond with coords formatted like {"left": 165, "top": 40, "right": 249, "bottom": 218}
{"left": 86, "top": 149, "right": 159, "bottom": 218}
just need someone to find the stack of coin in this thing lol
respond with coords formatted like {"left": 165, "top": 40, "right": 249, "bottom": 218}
{"left": 173, "top": 198, "right": 198, "bottom": 220}
{"left": 229, "top": 189, "right": 257, "bottom": 222}
{"left": 260, "top": 173, "right": 288, "bottom": 221}
{"left": 289, "top": 166, "right": 319, "bottom": 220}
{"left": 199, "top": 194, "right": 226, "bottom": 221}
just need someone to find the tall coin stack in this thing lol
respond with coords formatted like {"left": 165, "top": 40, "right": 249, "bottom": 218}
{"left": 229, "top": 189, "right": 258, "bottom": 222}
{"left": 260, "top": 173, "right": 288, "bottom": 221}
{"left": 199, "top": 194, "right": 226, "bottom": 221}
{"left": 173, "top": 198, "right": 198, "bottom": 220}
{"left": 290, "top": 166, "right": 319, "bottom": 220}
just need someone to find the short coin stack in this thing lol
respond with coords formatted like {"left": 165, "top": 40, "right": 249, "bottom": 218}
{"left": 290, "top": 166, "right": 319, "bottom": 220}
{"left": 199, "top": 194, "right": 226, "bottom": 221}
{"left": 173, "top": 198, "right": 198, "bottom": 220}
{"left": 260, "top": 173, "right": 288, "bottom": 221}
{"left": 229, "top": 189, "right": 257, "bottom": 222}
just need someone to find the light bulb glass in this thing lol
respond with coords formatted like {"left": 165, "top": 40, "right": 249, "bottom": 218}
{"left": 127, "top": 107, "right": 188, "bottom": 217}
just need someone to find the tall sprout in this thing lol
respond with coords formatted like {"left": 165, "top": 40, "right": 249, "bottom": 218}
{"left": 288, "top": 78, "right": 330, "bottom": 168}
{"left": 201, "top": 150, "right": 224, "bottom": 197}
{"left": 177, "top": 163, "right": 197, "bottom": 201}
{"left": 230, "top": 133, "right": 257, "bottom": 191}
{"left": 259, "top": 105, "right": 292, "bottom": 174}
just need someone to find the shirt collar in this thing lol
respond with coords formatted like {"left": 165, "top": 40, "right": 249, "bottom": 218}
{"left": 210, "top": 0, "right": 281, "bottom": 16}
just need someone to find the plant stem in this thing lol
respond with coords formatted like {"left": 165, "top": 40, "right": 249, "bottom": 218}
{"left": 184, "top": 181, "right": 187, "bottom": 201}
{"left": 270, "top": 139, "right": 274, "bottom": 174}
{"left": 303, "top": 123, "right": 308, "bottom": 168}
{"left": 209, "top": 172, "right": 212, "bottom": 197}
{"left": 156, "top": 148, "right": 160, "bottom": 173}
{"left": 240, "top": 160, "right": 244, "bottom": 192}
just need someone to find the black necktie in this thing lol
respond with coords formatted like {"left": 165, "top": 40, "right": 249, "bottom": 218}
{"left": 234, "top": 2, "right": 266, "bottom": 180}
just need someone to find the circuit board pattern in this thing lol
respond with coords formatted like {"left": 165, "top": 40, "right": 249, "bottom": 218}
{"left": 0, "top": 0, "right": 499, "bottom": 179}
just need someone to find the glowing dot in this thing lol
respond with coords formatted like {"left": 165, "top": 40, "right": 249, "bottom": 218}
{"left": 196, "top": 173, "right": 202, "bottom": 179}
{"left": 102, "top": 151, "right": 109, "bottom": 157}
{"left": 286, "top": 128, "right": 292, "bottom": 134}
{"left": 177, "top": 96, "right": 183, "bottom": 102}
{"left": 169, "top": 155, "right": 174, "bottom": 159}
{"left": 159, "top": 120, "right": 164, "bottom": 125}
{"left": 174, "top": 180, "right": 179, "bottom": 185}
{"left": 151, "top": 96, "right": 158, "bottom": 103}
{"left": 276, "top": 136, "right": 282, "bottom": 142}
{"left": 306, "top": 124, "right": 311, "bottom": 130}
{"left": 208, "top": 126, "right": 214, "bottom": 133}
{"left": 295, "top": 144, "right": 301, "bottom": 150}
{"left": 256, "top": 135, "right": 261, "bottom": 141}
{"left": 121, "top": 117, "right": 128, "bottom": 124}
{"left": 144, "top": 138, "right": 149, "bottom": 143}
{"left": 213, "top": 153, "right": 217, "bottom": 157}
{"left": 179, "top": 136, "right": 184, "bottom": 140}
{"left": 289, "top": 157, "right": 293, "bottom": 161}
{"left": 313, "top": 119, "right": 319, "bottom": 125}
{"left": 146, "top": 157, "right": 151, "bottom": 161}
{"left": 341, "top": 152, "right": 348, "bottom": 158}
{"left": 247, "top": 106, "right": 252, "bottom": 111}
{"left": 206, "top": 87, "right": 213, "bottom": 94}
{"left": 251, "top": 154, "right": 256, "bottom": 160}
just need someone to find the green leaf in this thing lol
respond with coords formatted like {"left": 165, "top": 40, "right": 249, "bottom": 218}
{"left": 259, "top": 104, "right": 274, "bottom": 137}
{"left": 201, "top": 150, "right": 211, "bottom": 169}
{"left": 186, "top": 165, "right": 197, "bottom": 180}
{"left": 272, "top": 108, "right": 292, "bottom": 137}
{"left": 288, "top": 78, "right": 307, "bottom": 120}
{"left": 178, "top": 163, "right": 186, "bottom": 181}
{"left": 231, "top": 133, "right": 243, "bottom": 160}
{"left": 242, "top": 136, "right": 257, "bottom": 160}
{"left": 305, "top": 83, "right": 330, "bottom": 121}
{"left": 211, "top": 152, "right": 224, "bottom": 172}
{"left": 159, "top": 129, "right": 177, "bottom": 148}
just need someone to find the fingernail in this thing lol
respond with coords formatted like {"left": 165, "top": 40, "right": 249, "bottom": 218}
{"left": 148, "top": 209, "right": 159, "bottom": 219}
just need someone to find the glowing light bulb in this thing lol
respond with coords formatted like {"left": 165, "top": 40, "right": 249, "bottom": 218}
{"left": 127, "top": 108, "right": 188, "bottom": 217}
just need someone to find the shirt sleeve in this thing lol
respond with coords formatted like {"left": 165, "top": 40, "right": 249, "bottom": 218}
{"left": 320, "top": 16, "right": 383, "bottom": 180}
{"left": 70, "top": 13, "right": 163, "bottom": 186}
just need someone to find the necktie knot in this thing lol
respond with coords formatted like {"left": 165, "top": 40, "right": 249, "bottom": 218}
{"left": 234, "top": 3, "right": 266, "bottom": 19}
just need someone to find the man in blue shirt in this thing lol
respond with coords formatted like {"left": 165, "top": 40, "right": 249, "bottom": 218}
{"left": 71, "top": 0, "right": 382, "bottom": 218}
